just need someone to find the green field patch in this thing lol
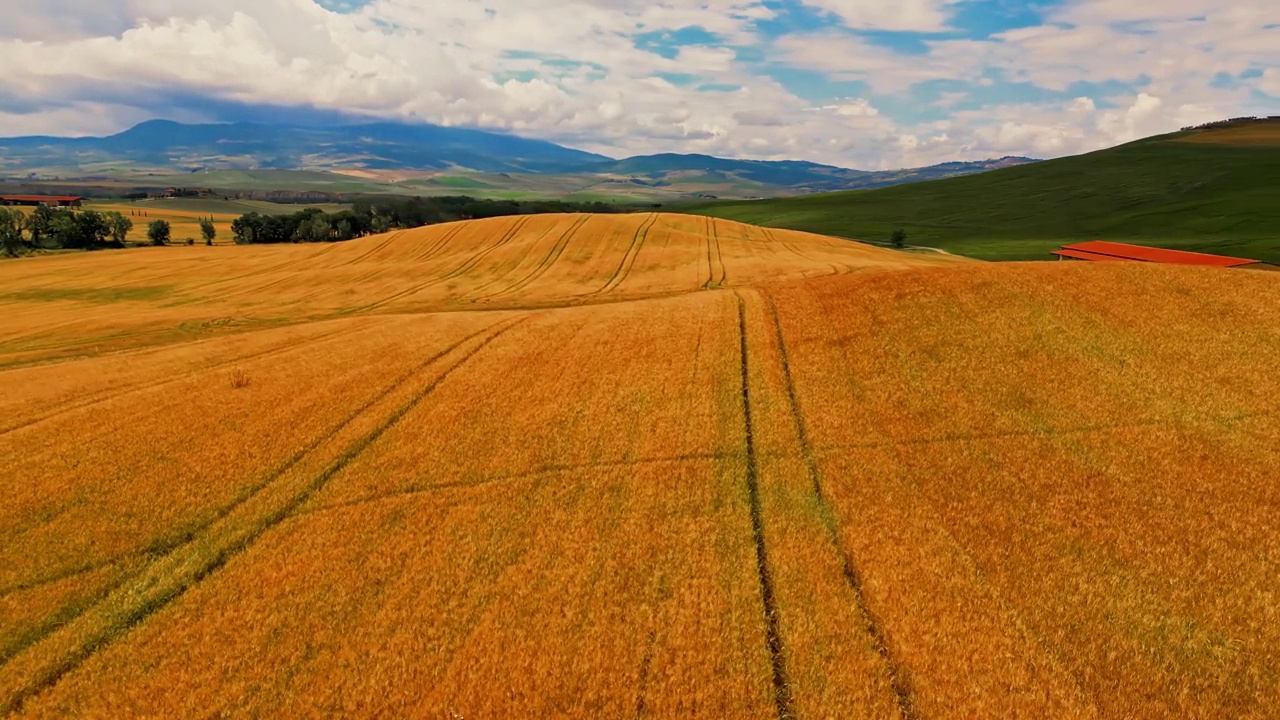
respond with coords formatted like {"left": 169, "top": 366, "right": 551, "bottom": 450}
{"left": 432, "top": 176, "right": 498, "bottom": 189}
{"left": 689, "top": 131, "right": 1280, "bottom": 263}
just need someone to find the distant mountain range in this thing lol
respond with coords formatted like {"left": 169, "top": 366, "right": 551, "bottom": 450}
{"left": 0, "top": 120, "right": 1037, "bottom": 198}
{"left": 575, "top": 153, "right": 1036, "bottom": 193}
{"left": 0, "top": 120, "right": 608, "bottom": 175}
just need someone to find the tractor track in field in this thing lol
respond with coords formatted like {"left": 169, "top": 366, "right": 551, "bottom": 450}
{"left": 343, "top": 230, "right": 408, "bottom": 266}
{"left": 0, "top": 319, "right": 512, "bottom": 645}
{"left": 764, "top": 294, "right": 916, "bottom": 720}
{"left": 359, "top": 216, "right": 532, "bottom": 313}
{"left": 736, "top": 292, "right": 795, "bottom": 720}
{"left": 634, "top": 628, "right": 658, "bottom": 718}
{"left": 436, "top": 215, "right": 532, "bottom": 285}
{"left": 483, "top": 214, "right": 593, "bottom": 301}
{"left": 595, "top": 213, "right": 658, "bottom": 296}
{"left": 706, "top": 217, "right": 728, "bottom": 289}
{"left": 413, "top": 222, "right": 469, "bottom": 262}
{"left": 0, "top": 318, "right": 525, "bottom": 715}
{"left": 252, "top": 230, "right": 417, "bottom": 308}
{"left": 287, "top": 451, "right": 733, "bottom": 520}
{"left": 702, "top": 217, "right": 716, "bottom": 289}
{"left": 0, "top": 322, "right": 357, "bottom": 437}
{"left": 174, "top": 250, "right": 325, "bottom": 298}
{"left": 203, "top": 231, "right": 408, "bottom": 303}
{"left": 467, "top": 221, "right": 561, "bottom": 297}
{"left": 764, "top": 228, "right": 842, "bottom": 278}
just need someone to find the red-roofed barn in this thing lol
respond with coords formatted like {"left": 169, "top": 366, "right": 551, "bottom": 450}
{"left": 1053, "top": 241, "right": 1262, "bottom": 268}
{"left": 0, "top": 195, "right": 84, "bottom": 208}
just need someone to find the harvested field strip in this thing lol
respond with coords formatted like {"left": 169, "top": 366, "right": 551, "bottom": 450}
{"left": 736, "top": 293, "right": 795, "bottom": 720}
{"left": 764, "top": 293, "right": 915, "bottom": 719}
{"left": 0, "top": 317, "right": 525, "bottom": 715}
{"left": 484, "top": 214, "right": 593, "bottom": 300}
{"left": 597, "top": 213, "right": 658, "bottom": 295}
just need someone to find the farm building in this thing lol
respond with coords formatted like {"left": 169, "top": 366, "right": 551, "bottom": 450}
{"left": 1053, "top": 241, "right": 1263, "bottom": 268}
{"left": 0, "top": 195, "right": 84, "bottom": 208}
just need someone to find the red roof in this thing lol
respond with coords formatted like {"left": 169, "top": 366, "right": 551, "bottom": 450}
{"left": 1053, "top": 249, "right": 1131, "bottom": 262}
{"left": 0, "top": 195, "right": 85, "bottom": 202}
{"left": 1059, "top": 241, "right": 1260, "bottom": 268}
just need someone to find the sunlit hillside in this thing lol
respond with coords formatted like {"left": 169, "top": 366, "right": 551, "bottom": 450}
{"left": 2, "top": 214, "right": 1279, "bottom": 718}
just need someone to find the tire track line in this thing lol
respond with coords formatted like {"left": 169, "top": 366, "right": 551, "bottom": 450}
{"left": 702, "top": 216, "right": 716, "bottom": 289}
{"left": 288, "top": 451, "right": 731, "bottom": 520}
{"left": 1, "top": 319, "right": 507, "bottom": 649}
{"left": 0, "top": 322, "right": 356, "bottom": 437}
{"left": 764, "top": 294, "right": 916, "bottom": 720}
{"left": 467, "top": 220, "right": 561, "bottom": 297}
{"left": 263, "top": 231, "right": 412, "bottom": 306}
{"left": 485, "top": 214, "right": 593, "bottom": 301}
{"left": 710, "top": 217, "right": 728, "bottom": 287}
{"left": 360, "top": 216, "right": 532, "bottom": 313}
{"left": 217, "top": 232, "right": 407, "bottom": 303}
{"left": 342, "top": 230, "right": 407, "bottom": 266}
{"left": 634, "top": 628, "right": 658, "bottom": 719}
{"left": 596, "top": 213, "right": 658, "bottom": 296}
{"left": 437, "top": 215, "right": 531, "bottom": 284}
{"left": 0, "top": 319, "right": 523, "bottom": 713}
{"left": 736, "top": 292, "right": 795, "bottom": 720}
{"left": 764, "top": 228, "right": 841, "bottom": 278}
{"left": 413, "top": 222, "right": 469, "bottom": 262}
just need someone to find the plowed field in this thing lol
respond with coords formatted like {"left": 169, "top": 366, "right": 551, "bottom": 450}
{"left": 2, "top": 213, "right": 1278, "bottom": 718}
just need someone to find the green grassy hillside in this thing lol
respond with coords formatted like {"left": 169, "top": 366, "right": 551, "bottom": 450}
{"left": 689, "top": 124, "right": 1280, "bottom": 262}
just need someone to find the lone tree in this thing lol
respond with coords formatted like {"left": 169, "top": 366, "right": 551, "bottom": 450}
{"left": 890, "top": 228, "right": 908, "bottom": 249}
{"left": 0, "top": 207, "right": 25, "bottom": 256}
{"left": 147, "top": 219, "right": 172, "bottom": 246}
{"left": 106, "top": 212, "right": 133, "bottom": 246}
{"left": 199, "top": 218, "right": 216, "bottom": 245}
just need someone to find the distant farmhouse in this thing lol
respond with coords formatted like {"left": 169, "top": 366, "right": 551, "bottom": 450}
{"left": 1054, "top": 241, "right": 1267, "bottom": 269}
{"left": 0, "top": 194, "right": 84, "bottom": 207}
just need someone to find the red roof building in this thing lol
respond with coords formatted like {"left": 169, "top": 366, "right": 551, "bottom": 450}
{"left": 1053, "top": 241, "right": 1261, "bottom": 268}
{"left": 0, "top": 195, "right": 85, "bottom": 207}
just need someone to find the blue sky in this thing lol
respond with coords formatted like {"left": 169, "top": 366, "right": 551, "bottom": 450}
{"left": 1, "top": 0, "right": 1276, "bottom": 168}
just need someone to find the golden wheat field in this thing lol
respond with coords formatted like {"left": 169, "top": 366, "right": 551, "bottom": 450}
{"left": 2, "top": 212, "right": 1279, "bottom": 718}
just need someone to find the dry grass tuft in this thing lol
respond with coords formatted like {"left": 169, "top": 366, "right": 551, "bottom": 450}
{"left": 227, "top": 368, "right": 250, "bottom": 389}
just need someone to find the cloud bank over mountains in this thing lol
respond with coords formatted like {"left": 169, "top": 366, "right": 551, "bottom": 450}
{"left": 1, "top": 0, "right": 1275, "bottom": 168}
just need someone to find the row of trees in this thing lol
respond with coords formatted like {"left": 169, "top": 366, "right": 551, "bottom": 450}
{"left": 232, "top": 196, "right": 632, "bottom": 245}
{"left": 4, "top": 195, "right": 638, "bottom": 253}
{"left": 0, "top": 205, "right": 230, "bottom": 256}
{"left": 0, "top": 206, "right": 184, "bottom": 256}
{"left": 232, "top": 209, "right": 366, "bottom": 245}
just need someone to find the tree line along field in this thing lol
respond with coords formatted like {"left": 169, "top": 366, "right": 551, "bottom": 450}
{"left": 7, "top": 199, "right": 352, "bottom": 247}
{"left": 2, "top": 213, "right": 1280, "bottom": 717}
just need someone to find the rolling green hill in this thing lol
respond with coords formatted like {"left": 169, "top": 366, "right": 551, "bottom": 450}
{"left": 689, "top": 122, "right": 1280, "bottom": 263}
